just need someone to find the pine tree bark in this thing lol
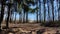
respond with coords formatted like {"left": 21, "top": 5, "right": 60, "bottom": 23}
{"left": 39, "top": 0, "right": 41, "bottom": 23}
{"left": 6, "top": 3, "right": 11, "bottom": 28}
{"left": 0, "top": 0, "right": 4, "bottom": 31}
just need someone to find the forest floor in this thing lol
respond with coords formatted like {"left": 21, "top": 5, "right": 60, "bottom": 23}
{"left": 1, "top": 23, "right": 60, "bottom": 34}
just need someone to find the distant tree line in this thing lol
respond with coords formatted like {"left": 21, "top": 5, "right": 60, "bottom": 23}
{"left": 0, "top": 0, "right": 60, "bottom": 30}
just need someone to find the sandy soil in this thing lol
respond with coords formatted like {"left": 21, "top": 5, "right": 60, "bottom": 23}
{"left": 1, "top": 23, "right": 60, "bottom": 34}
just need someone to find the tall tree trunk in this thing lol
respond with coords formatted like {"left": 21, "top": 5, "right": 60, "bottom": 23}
{"left": 51, "top": 0, "right": 54, "bottom": 22}
{"left": 14, "top": 1, "right": 17, "bottom": 23}
{"left": 23, "top": 11, "right": 25, "bottom": 23}
{"left": 19, "top": 13, "right": 21, "bottom": 23}
{"left": 57, "top": 0, "right": 59, "bottom": 21}
{"left": 19, "top": 13, "right": 20, "bottom": 23}
{"left": 43, "top": 0, "right": 46, "bottom": 22}
{"left": 20, "top": 11, "right": 23, "bottom": 23}
{"left": 0, "top": 0, "right": 4, "bottom": 31}
{"left": 39, "top": 0, "right": 41, "bottom": 23}
{"left": 36, "top": 10, "right": 38, "bottom": 23}
{"left": 47, "top": 0, "right": 50, "bottom": 21}
{"left": 14, "top": 12, "right": 16, "bottom": 23}
{"left": 9, "top": 11, "right": 12, "bottom": 23}
{"left": 58, "top": 0, "right": 60, "bottom": 21}
{"left": 52, "top": 2, "right": 54, "bottom": 22}
{"left": 6, "top": 3, "right": 11, "bottom": 28}
{"left": 36, "top": 0, "right": 38, "bottom": 23}
{"left": 48, "top": 4, "right": 50, "bottom": 21}
{"left": 23, "top": 0, "right": 25, "bottom": 23}
{"left": 26, "top": 12, "right": 28, "bottom": 23}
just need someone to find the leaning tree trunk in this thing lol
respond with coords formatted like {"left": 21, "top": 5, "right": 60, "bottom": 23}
{"left": 0, "top": 0, "right": 4, "bottom": 31}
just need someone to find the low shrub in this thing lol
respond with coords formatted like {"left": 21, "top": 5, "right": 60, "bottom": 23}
{"left": 41, "top": 21, "right": 60, "bottom": 27}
